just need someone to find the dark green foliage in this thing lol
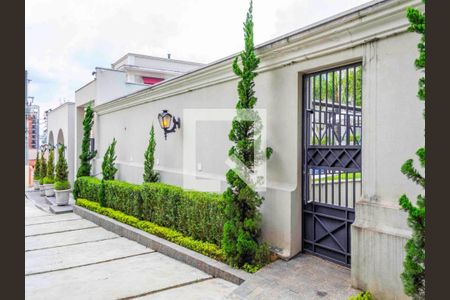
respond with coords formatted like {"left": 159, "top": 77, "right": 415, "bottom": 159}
{"left": 54, "top": 181, "right": 70, "bottom": 190}
{"left": 104, "top": 180, "right": 142, "bottom": 218}
{"left": 348, "top": 291, "right": 373, "bottom": 300}
{"left": 77, "top": 198, "right": 225, "bottom": 261}
{"left": 55, "top": 145, "right": 70, "bottom": 190}
{"left": 141, "top": 183, "right": 183, "bottom": 229}
{"left": 99, "top": 138, "right": 118, "bottom": 206}
{"left": 73, "top": 178, "right": 226, "bottom": 246}
{"left": 73, "top": 176, "right": 101, "bottom": 202}
{"left": 46, "top": 149, "right": 55, "bottom": 182}
{"left": 178, "top": 191, "right": 226, "bottom": 246}
{"left": 399, "top": 2, "right": 425, "bottom": 299}
{"left": 39, "top": 152, "right": 47, "bottom": 184}
{"left": 222, "top": 0, "right": 270, "bottom": 269}
{"left": 101, "top": 138, "right": 118, "bottom": 181}
{"left": 143, "top": 125, "right": 160, "bottom": 183}
{"left": 76, "top": 104, "right": 97, "bottom": 178}
{"left": 34, "top": 151, "right": 41, "bottom": 180}
{"left": 141, "top": 183, "right": 226, "bottom": 245}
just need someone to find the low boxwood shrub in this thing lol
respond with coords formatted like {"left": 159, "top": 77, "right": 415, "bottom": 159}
{"left": 141, "top": 183, "right": 226, "bottom": 246}
{"left": 348, "top": 291, "right": 373, "bottom": 300}
{"left": 54, "top": 180, "right": 70, "bottom": 191}
{"left": 178, "top": 190, "right": 225, "bottom": 246}
{"left": 76, "top": 198, "right": 224, "bottom": 261}
{"left": 74, "top": 178, "right": 226, "bottom": 247}
{"left": 42, "top": 176, "right": 55, "bottom": 184}
{"left": 141, "top": 183, "right": 184, "bottom": 229}
{"left": 104, "top": 180, "right": 142, "bottom": 218}
{"left": 73, "top": 176, "right": 101, "bottom": 202}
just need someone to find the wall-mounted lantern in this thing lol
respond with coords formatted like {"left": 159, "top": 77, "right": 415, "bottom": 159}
{"left": 158, "top": 109, "right": 181, "bottom": 140}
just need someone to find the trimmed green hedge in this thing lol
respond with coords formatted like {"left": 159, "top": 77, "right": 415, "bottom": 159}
{"left": 77, "top": 198, "right": 224, "bottom": 261}
{"left": 348, "top": 291, "right": 373, "bottom": 300}
{"left": 178, "top": 190, "right": 225, "bottom": 246}
{"left": 73, "top": 177, "right": 226, "bottom": 246}
{"left": 74, "top": 176, "right": 101, "bottom": 202}
{"left": 104, "top": 180, "right": 142, "bottom": 218}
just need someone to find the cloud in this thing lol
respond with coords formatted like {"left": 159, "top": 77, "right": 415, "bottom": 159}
{"left": 26, "top": 0, "right": 372, "bottom": 122}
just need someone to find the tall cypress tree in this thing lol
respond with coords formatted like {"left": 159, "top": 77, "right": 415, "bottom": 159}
{"left": 34, "top": 151, "right": 41, "bottom": 180}
{"left": 46, "top": 148, "right": 55, "bottom": 182}
{"left": 99, "top": 138, "right": 118, "bottom": 207}
{"left": 102, "top": 138, "right": 118, "bottom": 181}
{"left": 222, "top": 0, "right": 272, "bottom": 270}
{"left": 55, "top": 145, "right": 69, "bottom": 183}
{"left": 39, "top": 152, "right": 47, "bottom": 184}
{"left": 399, "top": 2, "right": 425, "bottom": 299}
{"left": 143, "top": 125, "right": 159, "bottom": 183}
{"left": 76, "top": 104, "right": 97, "bottom": 178}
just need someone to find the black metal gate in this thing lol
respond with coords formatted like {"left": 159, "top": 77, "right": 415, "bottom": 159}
{"left": 302, "top": 63, "right": 362, "bottom": 267}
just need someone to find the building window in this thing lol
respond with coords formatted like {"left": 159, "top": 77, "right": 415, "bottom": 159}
{"left": 142, "top": 77, "right": 164, "bottom": 85}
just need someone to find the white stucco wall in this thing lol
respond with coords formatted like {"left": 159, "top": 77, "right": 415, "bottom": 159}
{"left": 47, "top": 102, "right": 75, "bottom": 185}
{"left": 73, "top": 1, "right": 424, "bottom": 299}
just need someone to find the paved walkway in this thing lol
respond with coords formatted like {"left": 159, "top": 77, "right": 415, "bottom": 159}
{"left": 25, "top": 197, "right": 237, "bottom": 300}
{"left": 228, "top": 254, "right": 360, "bottom": 300}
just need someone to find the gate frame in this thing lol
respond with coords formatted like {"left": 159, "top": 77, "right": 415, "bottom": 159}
{"left": 300, "top": 61, "right": 363, "bottom": 268}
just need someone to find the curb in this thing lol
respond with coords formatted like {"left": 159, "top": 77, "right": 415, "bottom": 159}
{"left": 73, "top": 205, "right": 252, "bottom": 285}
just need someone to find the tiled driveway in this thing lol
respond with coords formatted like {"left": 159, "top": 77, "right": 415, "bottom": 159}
{"left": 25, "top": 197, "right": 236, "bottom": 300}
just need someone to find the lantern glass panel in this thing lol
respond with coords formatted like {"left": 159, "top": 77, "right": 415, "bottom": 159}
{"left": 162, "top": 114, "right": 172, "bottom": 129}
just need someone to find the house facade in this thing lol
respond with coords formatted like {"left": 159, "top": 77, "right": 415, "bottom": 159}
{"left": 51, "top": 0, "right": 425, "bottom": 298}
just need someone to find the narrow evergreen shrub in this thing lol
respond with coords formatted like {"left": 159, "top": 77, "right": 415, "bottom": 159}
{"left": 39, "top": 152, "right": 47, "bottom": 185}
{"left": 73, "top": 176, "right": 101, "bottom": 202}
{"left": 44, "top": 149, "right": 55, "bottom": 184}
{"left": 399, "top": 2, "right": 425, "bottom": 299}
{"left": 55, "top": 145, "right": 70, "bottom": 190}
{"left": 33, "top": 151, "right": 41, "bottom": 180}
{"left": 143, "top": 125, "right": 159, "bottom": 183}
{"left": 222, "top": 0, "right": 272, "bottom": 268}
{"left": 99, "top": 138, "right": 118, "bottom": 206}
{"left": 104, "top": 180, "right": 142, "bottom": 218}
{"left": 76, "top": 198, "right": 225, "bottom": 261}
{"left": 76, "top": 104, "right": 97, "bottom": 178}
{"left": 101, "top": 138, "right": 118, "bottom": 181}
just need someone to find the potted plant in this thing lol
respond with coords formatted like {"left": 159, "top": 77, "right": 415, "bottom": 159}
{"left": 33, "top": 151, "right": 41, "bottom": 190}
{"left": 39, "top": 152, "right": 47, "bottom": 196}
{"left": 43, "top": 148, "right": 55, "bottom": 197}
{"left": 54, "top": 144, "right": 71, "bottom": 205}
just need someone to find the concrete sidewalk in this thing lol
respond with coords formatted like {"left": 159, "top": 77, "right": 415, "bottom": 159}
{"left": 25, "top": 197, "right": 237, "bottom": 300}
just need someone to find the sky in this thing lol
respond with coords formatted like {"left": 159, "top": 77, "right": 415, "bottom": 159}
{"left": 25, "top": 0, "right": 372, "bottom": 124}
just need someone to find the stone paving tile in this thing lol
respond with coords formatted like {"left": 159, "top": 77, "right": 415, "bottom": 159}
{"left": 26, "top": 227, "right": 119, "bottom": 251}
{"left": 25, "top": 237, "right": 154, "bottom": 275}
{"left": 25, "top": 205, "right": 49, "bottom": 218}
{"left": 229, "top": 254, "right": 360, "bottom": 300}
{"left": 25, "top": 213, "right": 81, "bottom": 226}
{"left": 136, "top": 278, "right": 237, "bottom": 300}
{"left": 25, "top": 219, "right": 98, "bottom": 237}
{"left": 26, "top": 252, "right": 212, "bottom": 300}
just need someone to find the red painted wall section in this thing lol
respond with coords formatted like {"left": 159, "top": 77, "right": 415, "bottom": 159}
{"left": 142, "top": 77, "right": 164, "bottom": 85}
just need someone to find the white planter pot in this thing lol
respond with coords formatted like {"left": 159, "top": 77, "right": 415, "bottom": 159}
{"left": 44, "top": 184, "right": 55, "bottom": 197}
{"left": 34, "top": 180, "right": 40, "bottom": 190}
{"left": 55, "top": 189, "right": 70, "bottom": 206}
{"left": 39, "top": 185, "right": 45, "bottom": 196}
